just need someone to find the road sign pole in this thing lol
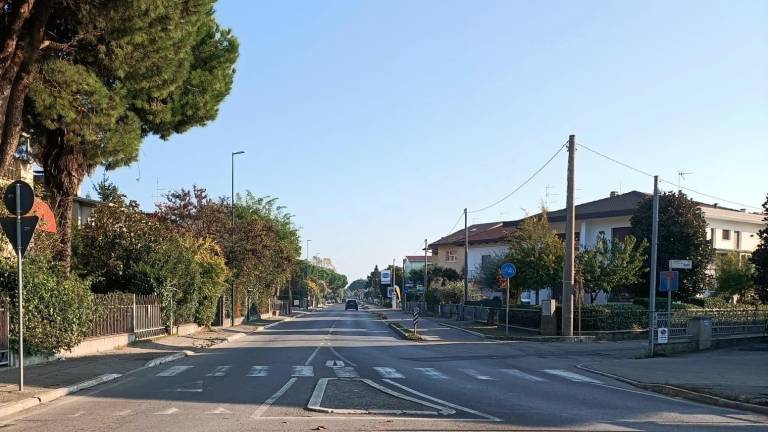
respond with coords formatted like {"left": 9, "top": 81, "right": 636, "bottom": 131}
{"left": 505, "top": 277, "right": 510, "bottom": 337}
{"left": 648, "top": 175, "right": 659, "bottom": 357}
{"left": 15, "top": 183, "right": 23, "bottom": 391}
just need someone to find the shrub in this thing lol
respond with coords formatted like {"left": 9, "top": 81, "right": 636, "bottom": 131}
{"left": 0, "top": 233, "right": 93, "bottom": 353}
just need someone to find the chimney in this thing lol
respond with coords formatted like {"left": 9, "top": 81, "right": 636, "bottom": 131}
{"left": 609, "top": 191, "right": 619, "bottom": 198}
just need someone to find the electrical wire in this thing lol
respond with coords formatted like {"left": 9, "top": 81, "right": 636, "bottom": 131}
{"left": 468, "top": 142, "right": 567, "bottom": 214}
{"left": 577, "top": 142, "right": 761, "bottom": 211}
{"left": 445, "top": 211, "right": 465, "bottom": 236}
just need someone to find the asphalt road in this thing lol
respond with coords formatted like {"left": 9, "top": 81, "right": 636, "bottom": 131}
{"left": 1, "top": 304, "right": 766, "bottom": 431}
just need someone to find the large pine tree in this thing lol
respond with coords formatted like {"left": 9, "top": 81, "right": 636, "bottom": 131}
{"left": 23, "top": 0, "right": 238, "bottom": 270}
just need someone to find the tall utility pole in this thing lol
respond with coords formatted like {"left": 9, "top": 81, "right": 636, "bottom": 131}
{"left": 306, "top": 239, "right": 311, "bottom": 261}
{"left": 648, "top": 175, "right": 660, "bottom": 356}
{"left": 402, "top": 257, "right": 407, "bottom": 310}
{"left": 463, "top": 208, "right": 469, "bottom": 304}
{"left": 561, "top": 135, "right": 576, "bottom": 336}
{"left": 392, "top": 258, "right": 397, "bottom": 310}
{"left": 231, "top": 151, "right": 245, "bottom": 326}
{"left": 423, "top": 239, "right": 428, "bottom": 304}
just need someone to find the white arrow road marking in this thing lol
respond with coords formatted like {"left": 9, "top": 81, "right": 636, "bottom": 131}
{"left": 373, "top": 367, "right": 404, "bottom": 378}
{"left": 154, "top": 408, "right": 179, "bottom": 415}
{"left": 251, "top": 378, "right": 298, "bottom": 418}
{"left": 501, "top": 369, "right": 546, "bottom": 382}
{"left": 247, "top": 366, "right": 270, "bottom": 377}
{"left": 461, "top": 368, "right": 495, "bottom": 380}
{"left": 333, "top": 366, "right": 359, "bottom": 378}
{"left": 206, "top": 366, "right": 231, "bottom": 377}
{"left": 415, "top": 368, "right": 448, "bottom": 379}
{"left": 542, "top": 369, "right": 602, "bottom": 383}
{"left": 325, "top": 360, "right": 344, "bottom": 368}
{"left": 207, "top": 407, "right": 232, "bottom": 414}
{"left": 176, "top": 380, "right": 203, "bottom": 392}
{"left": 292, "top": 365, "right": 314, "bottom": 377}
{"left": 156, "top": 366, "right": 193, "bottom": 377}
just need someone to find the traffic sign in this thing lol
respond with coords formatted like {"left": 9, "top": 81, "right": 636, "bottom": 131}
{"left": 380, "top": 270, "right": 391, "bottom": 285}
{"left": 669, "top": 259, "right": 692, "bottom": 270}
{"left": 0, "top": 216, "right": 38, "bottom": 257}
{"left": 4, "top": 180, "right": 34, "bottom": 215}
{"left": 657, "top": 327, "right": 669, "bottom": 344}
{"left": 500, "top": 262, "right": 517, "bottom": 279}
{"left": 659, "top": 271, "right": 679, "bottom": 293}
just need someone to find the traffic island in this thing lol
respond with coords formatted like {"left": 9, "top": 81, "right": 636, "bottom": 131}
{"left": 386, "top": 322, "right": 422, "bottom": 341}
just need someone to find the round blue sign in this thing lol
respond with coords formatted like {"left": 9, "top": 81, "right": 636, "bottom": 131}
{"left": 500, "top": 262, "right": 517, "bottom": 278}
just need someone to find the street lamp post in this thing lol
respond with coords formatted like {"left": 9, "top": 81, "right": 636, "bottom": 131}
{"left": 231, "top": 151, "right": 245, "bottom": 326}
{"left": 306, "top": 239, "right": 311, "bottom": 262}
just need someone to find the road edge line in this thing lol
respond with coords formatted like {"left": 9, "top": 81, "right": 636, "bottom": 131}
{"left": 306, "top": 377, "right": 331, "bottom": 412}
{"left": 382, "top": 378, "right": 502, "bottom": 421}
{"left": 360, "top": 379, "right": 454, "bottom": 415}
{"left": 576, "top": 363, "right": 768, "bottom": 415}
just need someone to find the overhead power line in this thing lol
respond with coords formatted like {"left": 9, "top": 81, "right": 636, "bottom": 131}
{"left": 468, "top": 142, "right": 567, "bottom": 214}
{"left": 577, "top": 142, "right": 761, "bottom": 211}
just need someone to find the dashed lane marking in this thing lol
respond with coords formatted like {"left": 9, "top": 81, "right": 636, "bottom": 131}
{"left": 542, "top": 369, "right": 602, "bottom": 383}
{"left": 247, "top": 366, "right": 270, "bottom": 377}
{"left": 206, "top": 365, "right": 231, "bottom": 377}
{"left": 501, "top": 369, "right": 547, "bottom": 382}
{"left": 415, "top": 367, "right": 448, "bottom": 379}
{"left": 461, "top": 368, "right": 495, "bottom": 380}
{"left": 292, "top": 365, "right": 314, "bottom": 377}
{"left": 333, "top": 366, "right": 359, "bottom": 378}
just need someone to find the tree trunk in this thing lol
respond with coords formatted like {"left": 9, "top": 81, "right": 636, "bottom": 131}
{"left": 40, "top": 129, "right": 89, "bottom": 272}
{"left": 0, "top": 0, "right": 52, "bottom": 175}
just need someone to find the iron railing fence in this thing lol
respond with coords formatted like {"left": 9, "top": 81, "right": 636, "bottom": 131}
{"left": 89, "top": 293, "right": 165, "bottom": 340}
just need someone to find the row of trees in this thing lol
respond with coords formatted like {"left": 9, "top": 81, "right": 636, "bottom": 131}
{"left": 291, "top": 260, "right": 348, "bottom": 307}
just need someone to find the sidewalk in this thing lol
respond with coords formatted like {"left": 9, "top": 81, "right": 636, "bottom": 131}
{"left": 0, "top": 315, "right": 295, "bottom": 417}
{"left": 580, "top": 341, "right": 768, "bottom": 413}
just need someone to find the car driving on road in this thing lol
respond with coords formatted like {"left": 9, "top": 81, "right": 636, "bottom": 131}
{"left": 345, "top": 299, "right": 358, "bottom": 310}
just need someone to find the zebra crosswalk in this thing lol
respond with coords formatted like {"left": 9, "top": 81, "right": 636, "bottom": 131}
{"left": 154, "top": 363, "right": 603, "bottom": 385}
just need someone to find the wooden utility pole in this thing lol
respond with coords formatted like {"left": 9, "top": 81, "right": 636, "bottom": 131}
{"left": 561, "top": 135, "right": 576, "bottom": 336}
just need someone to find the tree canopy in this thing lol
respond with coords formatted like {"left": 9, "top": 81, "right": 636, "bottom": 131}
{"left": 575, "top": 233, "right": 647, "bottom": 303}
{"left": 752, "top": 194, "right": 768, "bottom": 303}
{"left": 630, "top": 191, "right": 714, "bottom": 301}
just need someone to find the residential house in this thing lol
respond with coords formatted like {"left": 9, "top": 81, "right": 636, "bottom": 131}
{"left": 403, "top": 255, "right": 432, "bottom": 291}
{"left": 431, "top": 190, "right": 765, "bottom": 304}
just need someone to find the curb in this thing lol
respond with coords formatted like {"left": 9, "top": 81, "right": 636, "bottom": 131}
{"left": 438, "top": 322, "right": 494, "bottom": 339}
{"left": 386, "top": 322, "right": 410, "bottom": 340}
{"left": 576, "top": 364, "right": 768, "bottom": 416}
{"left": 0, "top": 373, "right": 122, "bottom": 419}
{"left": 143, "top": 350, "right": 194, "bottom": 368}
{"left": 438, "top": 321, "right": 594, "bottom": 342}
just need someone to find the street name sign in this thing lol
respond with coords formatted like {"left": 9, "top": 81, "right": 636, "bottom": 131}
{"left": 669, "top": 259, "right": 692, "bottom": 270}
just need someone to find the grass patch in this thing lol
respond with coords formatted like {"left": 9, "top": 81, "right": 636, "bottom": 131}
{"left": 390, "top": 322, "right": 422, "bottom": 341}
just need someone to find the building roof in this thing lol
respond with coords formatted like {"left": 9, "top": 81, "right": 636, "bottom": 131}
{"left": 430, "top": 190, "right": 765, "bottom": 248}
{"left": 405, "top": 255, "right": 432, "bottom": 262}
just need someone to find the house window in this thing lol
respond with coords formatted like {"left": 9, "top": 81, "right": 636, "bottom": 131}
{"left": 481, "top": 254, "right": 491, "bottom": 267}
{"left": 611, "top": 227, "right": 633, "bottom": 242}
{"left": 446, "top": 250, "right": 457, "bottom": 262}
{"left": 722, "top": 229, "right": 731, "bottom": 241}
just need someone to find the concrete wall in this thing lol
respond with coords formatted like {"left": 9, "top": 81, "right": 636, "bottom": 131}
{"left": 467, "top": 244, "right": 508, "bottom": 279}
{"left": 431, "top": 245, "right": 464, "bottom": 274}
{"left": 59, "top": 333, "right": 136, "bottom": 359}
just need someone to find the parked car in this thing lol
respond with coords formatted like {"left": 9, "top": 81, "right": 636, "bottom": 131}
{"left": 345, "top": 299, "right": 358, "bottom": 311}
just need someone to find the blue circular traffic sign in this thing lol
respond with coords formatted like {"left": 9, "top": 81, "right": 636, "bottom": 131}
{"left": 500, "top": 262, "right": 517, "bottom": 278}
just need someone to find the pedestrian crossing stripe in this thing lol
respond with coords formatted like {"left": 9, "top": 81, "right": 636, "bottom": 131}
{"left": 159, "top": 364, "right": 602, "bottom": 385}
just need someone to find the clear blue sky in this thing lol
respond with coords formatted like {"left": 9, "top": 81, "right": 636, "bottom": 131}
{"left": 87, "top": 0, "right": 768, "bottom": 281}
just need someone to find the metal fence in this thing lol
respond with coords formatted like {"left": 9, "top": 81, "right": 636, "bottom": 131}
{"left": 0, "top": 298, "right": 8, "bottom": 366}
{"left": 89, "top": 293, "right": 165, "bottom": 340}
{"left": 653, "top": 308, "right": 768, "bottom": 342}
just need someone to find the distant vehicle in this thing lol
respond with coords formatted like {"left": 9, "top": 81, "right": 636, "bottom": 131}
{"left": 345, "top": 299, "right": 358, "bottom": 311}
{"left": 325, "top": 300, "right": 334, "bottom": 305}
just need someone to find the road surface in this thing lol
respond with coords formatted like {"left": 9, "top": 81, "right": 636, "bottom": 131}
{"left": 1, "top": 304, "right": 765, "bottom": 431}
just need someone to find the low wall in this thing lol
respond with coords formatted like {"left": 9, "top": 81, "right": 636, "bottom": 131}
{"left": 59, "top": 333, "right": 136, "bottom": 358}
{"left": 585, "top": 329, "right": 648, "bottom": 341}
{"left": 175, "top": 323, "right": 202, "bottom": 336}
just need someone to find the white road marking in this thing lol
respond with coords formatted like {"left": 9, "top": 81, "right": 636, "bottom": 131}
{"left": 415, "top": 367, "right": 448, "bottom": 379}
{"left": 307, "top": 378, "right": 330, "bottom": 410}
{"left": 501, "top": 369, "right": 546, "bottom": 382}
{"left": 382, "top": 379, "right": 501, "bottom": 422}
{"left": 292, "top": 365, "right": 314, "bottom": 377}
{"left": 156, "top": 366, "right": 193, "bottom": 377}
{"left": 176, "top": 380, "right": 203, "bottom": 392}
{"left": 325, "top": 360, "right": 344, "bottom": 367}
{"left": 304, "top": 346, "right": 321, "bottom": 365}
{"left": 542, "top": 369, "right": 602, "bottom": 383}
{"left": 373, "top": 367, "right": 404, "bottom": 378}
{"left": 206, "top": 365, "right": 231, "bottom": 376}
{"left": 251, "top": 377, "right": 298, "bottom": 418}
{"left": 154, "top": 408, "right": 180, "bottom": 415}
{"left": 362, "top": 379, "right": 454, "bottom": 415}
{"left": 247, "top": 366, "right": 270, "bottom": 377}
{"left": 207, "top": 407, "right": 233, "bottom": 414}
{"left": 68, "top": 411, "right": 85, "bottom": 417}
{"left": 329, "top": 346, "right": 357, "bottom": 366}
{"left": 333, "top": 366, "right": 359, "bottom": 378}
{"left": 115, "top": 410, "right": 132, "bottom": 416}
{"left": 461, "top": 368, "right": 495, "bottom": 380}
